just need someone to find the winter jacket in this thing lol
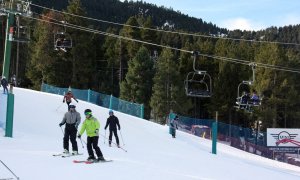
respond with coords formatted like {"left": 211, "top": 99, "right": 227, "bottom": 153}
{"left": 105, "top": 115, "right": 120, "bottom": 130}
{"left": 1, "top": 78, "right": 8, "bottom": 87}
{"left": 79, "top": 116, "right": 100, "bottom": 137}
{"left": 63, "top": 92, "right": 77, "bottom": 103}
{"left": 60, "top": 110, "right": 81, "bottom": 129}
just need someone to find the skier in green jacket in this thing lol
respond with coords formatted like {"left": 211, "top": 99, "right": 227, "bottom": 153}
{"left": 78, "top": 109, "right": 105, "bottom": 161}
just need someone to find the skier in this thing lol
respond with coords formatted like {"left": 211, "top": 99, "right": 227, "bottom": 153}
{"left": 104, "top": 109, "right": 121, "bottom": 147}
{"left": 170, "top": 115, "right": 178, "bottom": 138}
{"left": 251, "top": 90, "right": 260, "bottom": 105}
{"left": 59, "top": 104, "right": 81, "bottom": 155}
{"left": 78, "top": 109, "right": 105, "bottom": 161}
{"left": 0, "top": 76, "right": 8, "bottom": 94}
{"left": 63, "top": 88, "right": 78, "bottom": 110}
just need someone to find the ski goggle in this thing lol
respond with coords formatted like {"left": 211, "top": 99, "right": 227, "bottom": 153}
{"left": 85, "top": 112, "right": 92, "bottom": 116}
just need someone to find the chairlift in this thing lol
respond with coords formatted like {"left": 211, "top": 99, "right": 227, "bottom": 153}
{"left": 54, "top": 32, "right": 72, "bottom": 52}
{"left": 8, "top": 25, "right": 30, "bottom": 43}
{"left": 184, "top": 51, "right": 212, "bottom": 98}
{"left": 235, "top": 63, "right": 262, "bottom": 111}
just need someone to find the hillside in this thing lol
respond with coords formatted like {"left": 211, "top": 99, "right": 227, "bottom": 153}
{"left": 31, "top": 0, "right": 227, "bottom": 34}
{"left": 0, "top": 88, "right": 300, "bottom": 180}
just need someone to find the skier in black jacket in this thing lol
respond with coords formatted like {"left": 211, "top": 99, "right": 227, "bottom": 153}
{"left": 104, "top": 109, "right": 121, "bottom": 147}
{"left": 1, "top": 76, "right": 8, "bottom": 94}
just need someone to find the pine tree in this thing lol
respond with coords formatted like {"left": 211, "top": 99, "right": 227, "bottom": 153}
{"left": 120, "top": 46, "right": 154, "bottom": 119}
{"left": 100, "top": 27, "right": 119, "bottom": 95}
{"left": 27, "top": 11, "right": 66, "bottom": 89}
{"left": 64, "top": 0, "right": 97, "bottom": 89}
{"left": 150, "top": 48, "right": 181, "bottom": 124}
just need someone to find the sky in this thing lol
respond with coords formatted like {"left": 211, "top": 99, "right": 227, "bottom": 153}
{"left": 1, "top": 87, "right": 300, "bottom": 180}
{"left": 121, "top": 0, "right": 300, "bottom": 31}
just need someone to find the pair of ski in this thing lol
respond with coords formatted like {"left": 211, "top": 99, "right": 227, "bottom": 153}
{"left": 73, "top": 159, "right": 113, "bottom": 164}
{"left": 53, "top": 153, "right": 83, "bottom": 158}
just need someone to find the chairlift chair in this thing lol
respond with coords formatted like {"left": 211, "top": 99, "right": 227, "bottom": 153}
{"left": 9, "top": 25, "right": 30, "bottom": 43}
{"left": 235, "top": 63, "right": 262, "bottom": 111}
{"left": 54, "top": 32, "right": 72, "bottom": 51}
{"left": 184, "top": 51, "right": 212, "bottom": 98}
{"left": 184, "top": 70, "right": 212, "bottom": 98}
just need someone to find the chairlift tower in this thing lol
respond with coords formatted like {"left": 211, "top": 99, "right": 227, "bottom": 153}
{"left": 1, "top": 0, "right": 32, "bottom": 79}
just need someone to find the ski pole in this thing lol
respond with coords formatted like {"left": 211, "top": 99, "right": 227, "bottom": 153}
{"left": 79, "top": 138, "right": 85, "bottom": 148}
{"left": 81, "top": 139, "right": 87, "bottom": 145}
{"left": 60, "top": 126, "right": 64, "bottom": 135}
{"left": 104, "top": 130, "right": 106, "bottom": 144}
{"left": 0, "top": 160, "right": 19, "bottom": 180}
{"left": 99, "top": 133, "right": 127, "bottom": 152}
{"left": 56, "top": 103, "right": 63, "bottom": 111}
{"left": 119, "top": 129, "right": 125, "bottom": 146}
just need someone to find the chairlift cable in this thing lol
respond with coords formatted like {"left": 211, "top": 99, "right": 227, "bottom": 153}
{"left": 30, "top": 2, "right": 300, "bottom": 46}
{"left": 24, "top": 15, "right": 193, "bottom": 54}
{"left": 24, "top": 13, "right": 300, "bottom": 74}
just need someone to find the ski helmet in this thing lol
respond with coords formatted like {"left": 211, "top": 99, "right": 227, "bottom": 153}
{"left": 84, "top": 109, "right": 92, "bottom": 116}
{"left": 109, "top": 109, "right": 113, "bottom": 114}
{"left": 69, "top": 103, "right": 76, "bottom": 109}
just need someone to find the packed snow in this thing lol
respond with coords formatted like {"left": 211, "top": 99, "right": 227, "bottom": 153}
{"left": 1, "top": 88, "right": 300, "bottom": 180}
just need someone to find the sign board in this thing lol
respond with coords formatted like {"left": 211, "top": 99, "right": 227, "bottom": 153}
{"left": 267, "top": 128, "right": 300, "bottom": 147}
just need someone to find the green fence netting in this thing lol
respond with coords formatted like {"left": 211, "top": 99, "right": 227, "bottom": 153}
{"left": 41, "top": 83, "right": 144, "bottom": 118}
{"left": 168, "top": 112, "right": 299, "bottom": 167}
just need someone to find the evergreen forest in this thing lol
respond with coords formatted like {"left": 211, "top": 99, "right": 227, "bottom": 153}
{"left": 1, "top": 0, "right": 300, "bottom": 130}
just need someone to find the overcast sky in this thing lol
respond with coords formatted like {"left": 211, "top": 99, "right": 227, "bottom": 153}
{"left": 121, "top": 0, "right": 300, "bottom": 31}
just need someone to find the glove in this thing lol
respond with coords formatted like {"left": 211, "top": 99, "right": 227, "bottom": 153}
{"left": 95, "top": 129, "right": 99, "bottom": 135}
{"left": 63, "top": 100, "right": 65, "bottom": 103}
{"left": 76, "top": 100, "right": 79, "bottom": 103}
{"left": 59, "top": 123, "right": 63, "bottom": 127}
{"left": 118, "top": 127, "right": 120, "bottom": 130}
{"left": 77, "top": 134, "right": 81, "bottom": 139}
{"left": 104, "top": 127, "right": 107, "bottom": 130}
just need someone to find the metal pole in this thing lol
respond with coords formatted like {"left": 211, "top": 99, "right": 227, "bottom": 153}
{"left": 212, "top": 111, "right": 218, "bottom": 155}
{"left": 5, "top": 93, "right": 14, "bottom": 137}
{"left": 2, "top": 13, "right": 14, "bottom": 79}
{"left": 0, "top": 160, "right": 20, "bottom": 180}
{"left": 16, "top": 15, "right": 20, "bottom": 86}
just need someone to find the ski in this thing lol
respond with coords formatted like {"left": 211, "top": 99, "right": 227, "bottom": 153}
{"left": 53, "top": 153, "right": 83, "bottom": 157}
{"left": 85, "top": 160, "right": 113, "bottom": 164}
{"left": 52, "top": 153, "right": 64, "bottom": 157}
{"left": 62, "top": 153, "right": 83, "bottom": 158}
{"left": 73, "top": 159, "right": 113, "bottom": 164}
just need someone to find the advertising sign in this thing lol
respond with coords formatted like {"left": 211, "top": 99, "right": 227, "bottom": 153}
{"left": 267, "top": 128, "right": 300, "bottom": 147}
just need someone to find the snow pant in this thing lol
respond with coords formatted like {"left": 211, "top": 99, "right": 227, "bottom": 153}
{"left": 87, "top": 136, "right": 103, "bottom": 158}
{"left": 66, "top": 101, "right": 71, "bottom": 111}
{"left": 109, "top": 129, "right": 119, "bottom": 145}
{"left": 63, "top": 124, "right": 78, "bottom": 151}
{"left": 170, "top": 126, "right": 176, "bottom": 138}
{"left": 2, "top": 86, "right": 8, "bottom": 94}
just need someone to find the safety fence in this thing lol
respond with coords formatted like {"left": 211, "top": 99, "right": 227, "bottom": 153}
{"left": 169, "top": 113, "right": 300, "bottom": 167}
{"left": 41, "top": 83, "right": 144, "bottom": 118}
{"left": 0, "top": 93, "right": 7, "bottom": 129}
